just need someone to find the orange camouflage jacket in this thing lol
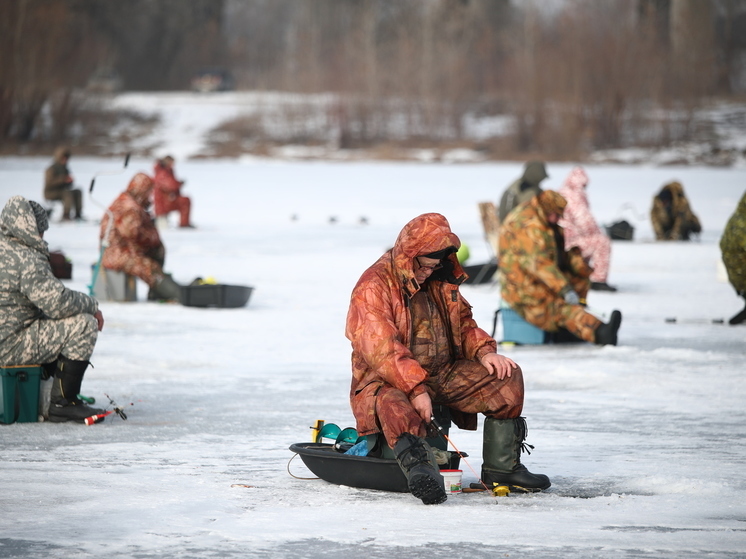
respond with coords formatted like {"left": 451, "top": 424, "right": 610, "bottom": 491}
{"left": 499, "top": 191, "right": 592, "bottom": 310}
{"left": 100, "top": 173, "right": 163, "bottom": 284}
{"left": 345, "top": 213, "right": 497, "bottom": 436}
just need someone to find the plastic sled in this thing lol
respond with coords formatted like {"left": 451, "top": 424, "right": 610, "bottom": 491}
{"left": 179, "top": 284, "right": 253, "bottom": 308}
{"left": 290, "top": 442, "right": 410, "bottom": 493}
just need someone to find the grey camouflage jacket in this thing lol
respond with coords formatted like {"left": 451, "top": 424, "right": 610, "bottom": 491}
{"left": 0, "top": 196, "right": 98, "bottom": 346}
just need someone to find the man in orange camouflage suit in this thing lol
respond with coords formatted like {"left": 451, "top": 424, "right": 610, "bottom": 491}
{"left": 346, "top": 213, "right": 550, "bottom": 505}
{"left": 499, "top": 190, "right": 622, "bottom": 345}
{"left": 99, "top": 173, "right": 181, "bottom": 301}
{"left": 153, "top": 156, "right": 193, "bottom": 228}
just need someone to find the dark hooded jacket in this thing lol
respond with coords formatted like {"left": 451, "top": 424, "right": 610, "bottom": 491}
{"left": 44, "top": 147, "right": 72, "bottom": 200}
{"left": 498, "top": 161, "right": 548, "bottom": 222}
{"left": 345, "top": 213, "right": 497, "bottom": 436}
{"left": 651, "top": 181, "right": 702, "bottom": 240}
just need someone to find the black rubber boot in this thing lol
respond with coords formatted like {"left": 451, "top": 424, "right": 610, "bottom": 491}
{"left": 48, "top": 356, "right": 105, "bottom": 423}
{"left": 594, "top": 310, "right": 622, "bottom": 345}
{"left": 150, "top": 273, "right": 182, "bottom": 302}
{"left": 590, "top": 281, "right": 618, "bottom": 292}
{"left": 729, "top": 297, "right": 746, "bottom": 325}
{"left": 393, "top": 433, "right": 447, "bottom": 505}
{"left": 481, "top": 417, "right": 551, "bottom": 492}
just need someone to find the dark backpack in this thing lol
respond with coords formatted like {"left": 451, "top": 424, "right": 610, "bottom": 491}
{"left": 605, "top": 220, "right": 634, "bottom": 241}
{"left": 49, "top": 250, "right": 72, "bottom": 279}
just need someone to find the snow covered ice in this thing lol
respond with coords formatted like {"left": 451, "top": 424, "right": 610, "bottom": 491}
{"left": 1, "top": 151, "right": 745, "bottom": 558}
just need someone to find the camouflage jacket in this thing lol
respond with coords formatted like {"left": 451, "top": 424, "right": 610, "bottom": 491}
{"left": 345, "top": 213, "right": 497, "bottom": 436}
{"left": 558, "top": 166, "right": 604, "bottom": 247}
{"left": 0, "top": 196, "right": 98, "bottom": 347}
{"left": 44, "top": 163, "right": 72, "bottom": 200}
{"left": 651, "top": 181, "right": 702, "bottom": 240}
{"left": 498, "top": 161, "right": 548, "bottom": 222}
{"left": 499, "top": 191, "right": 591, "bottom": 309}
{"left": 720, "top": 190, "right": 746, "bottom": 295}
{"left": 153, "top": 162, "right": 185, "bottom": 216}
{"left": 100, "top": 173, "right": 164, "bottom": 283}
{"left": 44, "top": 148, "right": 72, "bottom": 200}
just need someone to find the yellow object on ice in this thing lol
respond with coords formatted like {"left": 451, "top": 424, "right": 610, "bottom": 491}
{"left": 457, "top": 243, "right": 470, "bottom": 264}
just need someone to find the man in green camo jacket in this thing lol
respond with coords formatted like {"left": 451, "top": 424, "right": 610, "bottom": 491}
{"left": 720, "top": 190, "right": 746, "bottom": 325}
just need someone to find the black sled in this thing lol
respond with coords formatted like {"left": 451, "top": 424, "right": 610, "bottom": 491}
{"left": 462, "top": 261, "right": 497, "bottom": 285}
{"left": 290, "top": 408, "right": 464, "bottom": 494}
{"left": 290, "top": 442, "right": 411, "bottom": 492}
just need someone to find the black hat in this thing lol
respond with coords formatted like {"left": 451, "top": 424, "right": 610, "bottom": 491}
{"left": 421, "top": 246, "right": 457, "bottom": 260}
{"left": 28, "top": 200, "right": 49, "bottom": 235}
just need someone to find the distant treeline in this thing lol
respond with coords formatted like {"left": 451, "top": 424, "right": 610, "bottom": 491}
{"left": 2, "top": 0, "right": 745, "bottom": 157}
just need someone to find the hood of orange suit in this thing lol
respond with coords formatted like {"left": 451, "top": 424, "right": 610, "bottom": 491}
{"left": 126, "top": 173, "right": 154, "bottom": 206}
{"left": 536, "top": 190, "right": 567, "bottom": 220}
{"left": 391, "top": 213, "right": 461, "bottom": 287}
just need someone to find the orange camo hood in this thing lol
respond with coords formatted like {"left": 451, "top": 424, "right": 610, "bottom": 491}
{"left": 126, "top": 173, "right": 154, "bottom": 206}
{"left": 537, "top": 190, "right": 567, "bottom": 218}
{"left": 391, "top": 213, "right": 461, "bottom": 281}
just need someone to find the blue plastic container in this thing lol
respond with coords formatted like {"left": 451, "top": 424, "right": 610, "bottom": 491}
{"left": 501, "top": 307, "right": 546, "bottom": 345}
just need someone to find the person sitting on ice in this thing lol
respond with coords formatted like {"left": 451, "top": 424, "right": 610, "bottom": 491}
{"left": 651, "top": 181, "right": 702, "bottom": 241}
{"left": 153, "top": 155, "right": 194, "bottom": 229}
{"left": 558, "top": 166, "right": 617, "bottom": 292}
{"left": 498, "top": 161, "right": 549, "bottom": 223}
{"left": 0, "top": 196, "right": 105, "bottom": 422}
{"left": 720, "top": 190, "right": 746, "bottom": 325}
{"left": 99, "top": 173, "right": 182, "bottom": 302}
{"left": 499, "top": 190, "right": 622, "bottom": 346}
{"left": 346, "top": 213, "right": 550, "bottom": 505}
{"left": 43, "top": 146, "right": 84, "bottom": 221}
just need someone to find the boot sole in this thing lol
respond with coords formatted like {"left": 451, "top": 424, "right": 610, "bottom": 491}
{"left": 409, "top": 474, "right": 447, "bottom": 505}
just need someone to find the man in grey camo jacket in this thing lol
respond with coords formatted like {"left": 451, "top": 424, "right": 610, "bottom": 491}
{"left": 0, "top": 196, "right": 105, "bottom": 422}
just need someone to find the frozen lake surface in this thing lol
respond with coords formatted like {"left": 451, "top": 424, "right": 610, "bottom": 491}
{"left": 1, "top": 156, "right": 744, "bottom": 558}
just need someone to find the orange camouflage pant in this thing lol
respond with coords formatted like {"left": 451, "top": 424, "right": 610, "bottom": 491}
{"left": 374, "top": 361, "right": 525, "bottom": 448}
{"left": 514, "top": 273, "right": 601, "bottom": 343}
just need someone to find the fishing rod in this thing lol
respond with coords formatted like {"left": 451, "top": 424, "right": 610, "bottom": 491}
{"left": 89, "top": 153, "right": 131, "bottom": 194}
{"left": 87, "top": 153, "right": 130, "bottom": 296}
{"left": 82, "top": 393, "right": 133, "bottom": 426}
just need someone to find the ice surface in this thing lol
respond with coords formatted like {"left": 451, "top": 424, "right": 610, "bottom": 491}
{"left": 1, "top": 126, "right": 745, "bottom": 558}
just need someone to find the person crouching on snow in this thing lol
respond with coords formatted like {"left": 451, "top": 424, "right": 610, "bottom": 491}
{"left": 0, "top": 196, "right": 105, "bottom": 422}
{"left": 499, "top": 190, "right": 623, "bottom": 346}
{"left": 345, "top": 213, "right": 550, "bottom": 505}
{"left": 99, "top": 173, "right": 181, "bottom": 302}
{"left": 651, "top": 181, "right": 702, "bottom": 241}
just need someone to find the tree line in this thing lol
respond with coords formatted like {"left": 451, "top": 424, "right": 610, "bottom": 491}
{"left": 1, "top": 0, "right": 745, "bottom": 158}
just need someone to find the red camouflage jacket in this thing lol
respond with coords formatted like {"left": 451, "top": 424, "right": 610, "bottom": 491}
{"left": 345, "top": 213, "right": 497, "bottom": 436}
